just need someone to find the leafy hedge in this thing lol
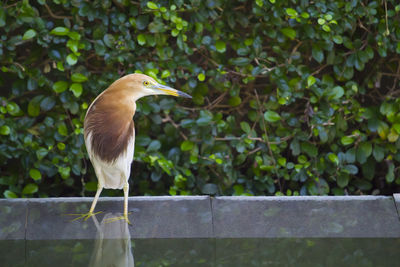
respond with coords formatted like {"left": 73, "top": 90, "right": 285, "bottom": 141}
{"left": 1, "top": 0, "right": 400, "bottom": 198}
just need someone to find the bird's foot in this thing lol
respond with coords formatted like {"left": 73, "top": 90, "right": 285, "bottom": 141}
{"left": 65, "top": 211, "right": 103, "bottom": 222}
{"left": 104, "top": 212, "right": 132, "bottom": 225}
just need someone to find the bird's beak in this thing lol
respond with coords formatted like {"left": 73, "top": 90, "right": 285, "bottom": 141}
{"left": 152, "top": 84, "right": 192, "bottom": 98}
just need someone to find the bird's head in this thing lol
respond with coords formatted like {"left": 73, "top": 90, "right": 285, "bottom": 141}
{"left": 115, "top": 73, "right": 192, "bottom": 100}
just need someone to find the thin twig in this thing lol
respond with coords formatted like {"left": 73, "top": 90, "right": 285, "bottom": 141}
{"left": 44, "top": 3, "right": 73, "bottom": 19}
{"left": 384, "top": 0, "right": 389, "bottom": 35}
{"left": 390, "top": 61, "right": 400, "bottom": 92}
{"left": 310, "top": 64, "right": 328, "bottom": 76}
{"left": 247, "top": 147, "right": 261, "bottom": 155}
{"left": 162, "top": 114, "right": 188, "bottom": 140}
{"left": 214, "top": 135, "right": 292, "bottom": 144}
{"left": 288, "top": 41, "right": 303, "bottom": 64}
{"left": 254, "top": 89, "right": 282, "bottom": 192}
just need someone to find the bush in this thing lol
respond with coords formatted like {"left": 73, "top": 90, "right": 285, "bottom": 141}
{"left": 1, "top": 0, "right": 400, "bottom": 198}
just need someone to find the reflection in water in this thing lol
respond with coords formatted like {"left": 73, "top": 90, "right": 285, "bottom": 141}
{"left": 90, "top": 213, "right": 134, "bottom": 267}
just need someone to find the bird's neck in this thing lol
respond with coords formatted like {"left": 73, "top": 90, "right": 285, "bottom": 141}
{"left": 85, "top": 89, "right": 136, "bottom": 130}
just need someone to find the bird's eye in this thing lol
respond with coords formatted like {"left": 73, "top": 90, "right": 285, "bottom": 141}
{"left": 143, "top": 81, "right": 150, "bottom": 86}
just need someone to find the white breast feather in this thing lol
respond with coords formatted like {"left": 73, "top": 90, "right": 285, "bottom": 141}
{"left": 85, "top": 130, "right": 135, "bottom": 189}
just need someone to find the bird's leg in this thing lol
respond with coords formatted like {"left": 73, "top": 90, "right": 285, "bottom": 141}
{"left": 104, "top": 182, "right": 131, "bottom": 225}
{"left": 67, "top": 184, "right": 103, "bottom": 221}
{"left": 123, "top": 182, "right": 131, "bottom": 224}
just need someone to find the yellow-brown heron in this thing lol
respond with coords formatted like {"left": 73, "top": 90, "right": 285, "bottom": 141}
{"left": 73, "top": 73, "right": 191, "bottom": 224}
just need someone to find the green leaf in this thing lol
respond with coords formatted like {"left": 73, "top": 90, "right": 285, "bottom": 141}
{"left": 285, "top": 8, "right": 298, "bottom": 17}
{"left": 27, "top": 78, "right": 37, "bottom": 91}
{"left": 22, "top": 183, "right": 38, "bottom": 195}
{"left": 197, "top": 73, "right": 205, "bottom": 81}
{"left": 356, "top": 142, "right": 372, "bottom": 164}
{"left": 0, "top": 125, "right": 10, "bottom": 135}
{"left": 215, "top": 40, "right": 226, "bottom": 53}
{"left": 70, "top": 83, "right": 83, "bottom": 98}
{"left": 387, "top": 129, "right": 399, "bottom": 142}
{"left": 278, "top": 157, "right": 286, "bottom": 166}
{"left": 57, "top": 61, "right": 64, "bottom": 71}
{"left": 386, "top": 162, "right": 395, "bottom": 183}
{"left": 57, "top": 142, "right": 66, "bottom": 150}
{"left": 233, "top": 184, "right": 245, "bottom": 196}
{"left": 53, "top": 81, "right": 69, "bottom": 93}
{"left": 29, "top": 168, "right": 42, "bottom": 181}
{"left": 161, "top": 70, "right": 170, "bottom": 78}
{"left": 392, "top": 123, "right": 400, "bottom": 134}
{"left": 301, "top": 12, "right": 310, "bottom": 19}
{"left": 71, "top": 73, "right": 88, "bottom": 83}
{"left": 312, "top": 45, "right": 324, "bottom": 63}
{"left": 290, "top": 139, "right": 300, "bottom": 155}
{"left": 360, "top": 142, "right": 372, "bottom": 156}
{"left": 373, "top": 145, "right": 384, "bottom": 162}
{"left": 378, "top": 121, "right": 389, "bottom": 139}
{"left": 4, "top": 190, "right": 18, "bottom": 198}
{"left": 58, "top": 123, "right": 68, "bottom": 136}
{"left": 68, "top": 31, "right": 81, "bottom": 40}
{"left": 280, "top": 27, "right": 296, "bottom": 40}
{"left": 196, "top": 112, "right": 213, "bottom": 126}
{"left": 23, "top": 29, "right": 37, "bottom": 40}
{"left": 228, "top": 96, "right": 241, "bottom": 107}
{"left": 322, "top": 25, "right": 330, "bottom": 32}
{"left": 0, "top": 7, "right": 6, "bottom": 27}
{"left": 343, "top": 164, "right": 358, "bottom": 175}
{"left": 40, "top": 97, "right": 56, "bottom": 111}
{"left": 337, "top": 173, "right": 349, "bottom": 188}
{"left": 319, "top": 128, "right": 328, "bottom": 143}
{"left": 103, "top": 34, "right": 115, "bottom": 47}
{"left": 341, "top": 136, "right": 354, "bottom": 145}
{"left": 66, "top": 53, "right": 78, "bottom": 65}
{"left": 264, "top": 110, "right": 281, "bottom": 122}
{"left": 137, "top": 34, "right": 146, "bottom": 45}
{"left": 307, "top": 75, "right": 316, "bottom": 88}
{"left": 328, "top": 153, "right": 339, "bottom": 165}
{"left": 240, "top": 122, "right": 251, "bottom": 133}
{"left": 50, "top": 27, "right": 70, "bottom": 36}
{"left": 333, "top": 35, "right": 343, "bottom": 44}
{"left": 379, "top": 102, "right": 395, "bottom": 116}
{"left": 36, "top": 147, "right": 48, "bottom": 160}
{"left": 67, "top": 39, "right": 79, "bottom": 53}
{"left": 301, "top": 142, "right": 318, "bottom": 157}
{"left": 147, "top": 1, "right": 158, "bottom": 9}
{"left": 147, "top": 140, "right": 161, "bottom": 151}
{"left": 345, "top": 148, "right": 356, "bottom": 163}
{"left": 28, "top": 97, "right": 41, "bottom": 117}
{"left": 181, "top": 140, "right": 194, "bottom": 151}
{"left": 327, "top": 86, "right": 344, "bottom": 99}
{"left": 58, "top": 166, "right": 70, "bottom": 179}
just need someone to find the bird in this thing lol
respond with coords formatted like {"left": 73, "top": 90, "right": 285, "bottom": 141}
{"left": 71, "top": 73, "right": 191, "bottom": 224}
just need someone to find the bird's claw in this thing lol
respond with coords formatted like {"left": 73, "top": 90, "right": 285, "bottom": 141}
{"left": 104, "top": 213, "right": 132, "bottom": 225}
{"left": 65, "top": 211, "right": 103, "bottom": 222}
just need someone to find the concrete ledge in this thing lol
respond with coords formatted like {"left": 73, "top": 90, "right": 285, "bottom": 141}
{"left": 394, "top": 193, "right": 400, "bottom": 219}
{"left": 1, "top": 195, "right": 399, "bottom": 240}
{"left": 213, "top": 196, "right": 400, "bottom": 238}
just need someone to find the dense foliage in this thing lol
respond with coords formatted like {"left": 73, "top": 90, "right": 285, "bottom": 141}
{"left": 1, "top": 0, "right": 400, "bottom": 198}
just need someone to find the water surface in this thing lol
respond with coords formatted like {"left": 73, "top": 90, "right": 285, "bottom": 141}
{"left": 2, "top": 238, "right": 399, "bottom": 266}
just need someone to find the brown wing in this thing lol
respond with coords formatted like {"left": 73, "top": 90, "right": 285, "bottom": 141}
{"left": 84, "top": 92, "right": 135, "bottom": 163}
